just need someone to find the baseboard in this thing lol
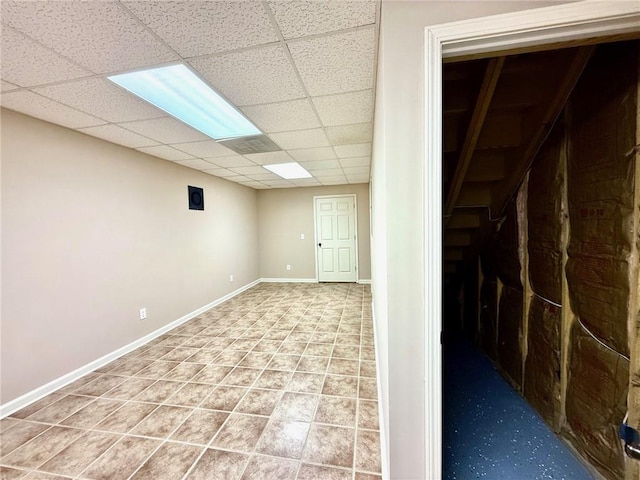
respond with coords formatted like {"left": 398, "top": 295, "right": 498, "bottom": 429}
{"left": 357, "top": 279, "right": 372, "bottom": 284}
{"left": 372, "top": 300, "right": 390, "bottom": 480}
{"left": 260, "top": 278, "right": 317, "bottom": 283}
{"left": 0, "top": 279, "right": 260, "bottom": 419}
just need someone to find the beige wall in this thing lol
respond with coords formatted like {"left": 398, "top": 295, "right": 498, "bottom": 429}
{"left": 257, "top": 184, "right": 371, "bottom": 280}
{"left": 1, "top": 109, "right": 260, "bottom": 403}
{"left": 371, "top": 1, "right": 577, "bottom": 478}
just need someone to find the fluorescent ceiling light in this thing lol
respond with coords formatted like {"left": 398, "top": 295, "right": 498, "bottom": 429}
{"left": 107, "top": 64, "right": 261, "bottom": 140}
{"left": 264, "top": 162, "right": 313, "bottom": 180}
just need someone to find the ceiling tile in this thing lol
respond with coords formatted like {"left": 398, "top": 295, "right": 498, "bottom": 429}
{"left": 120, "top": 117, "right": 210, "bottom": 144}
{"left": 1, "top": 80, "right": 19, "bottom": 92}
{"left": 288, "top": 28, "right": 375, "bottom": 96}
{"left": 78, "top": 124, "right": 158, "bottom": 148}
{"left": 190, "top": 45, "right": 305, "bottom": 107}
{"left": 1, "top": 28, "right": 91, "bottom": 87}
{"left": 348, "top": 176, "right": 370, "bottom": 184}
{"left": 229, "top": 165, "right": 269, "bottom": 176}
{"left": 263, "top": 179, "right": 295, "bottom": 188}
{"left": 268, "top": 0, "right": 376, "bottom": 39}
{"left": 269, "top": 128, "right": 329, "bottom": 150}
{"left": 171, "top": 140, "right": 235, "bottom": 158}
{"left": 320, "top": 176, "right": 348, "bottom": 185}
{"left": 202, "top": 168, "right": 237, "bottom": 178}
{"left": 173, "top": 159, "right": 219, "bottom": 170}
{"left": 244, "top": 151, "right": 293, "bottom": 165}
{"left": 326, "top": 123, "right": 373, "bottom": 145}
{"left": 290, "top": 178, "right": 322, "bottom": 187}
{"left": 34, "top": 78, "right": 164, "bottom": 123}
{"left": 334, "top": 143, "right": 372, "bottom": 158}
{"left": 288, "top": 147, "right": 336, "bottom": 162}
{"left": 207, "top": 156, "right": 256, "bottom": 168}
{"left": 343, "top": 166, "right": 370, "bottom": 175}
{"left": 241, "top": 99, "right": 320, "bottom": 133}
{"left": 224, "top": 175, "right": 252, "bottom": 184}
{"left": 1, "top": 91, "right": 106, "bottom": 129}
{"left": 244, "top": 172, "right": 282, "bottom": 181}
{"left": 2, "top": 1, "right": 178, "bottom": 74}
{"left": 311, "top": 168, "right": 345, "bottom": 178}
{"left": 313, "top": 90, "right": 373, "bottom": 127}
{"left": 136, "top": 145, "right": 195, "bottom": 161}
{"left": 122, "top": 0, "right": 278, "bottom": 57}
{"left": 339, "top": 156, "right": 370, "bottom": 168}
{"left": 300, "top": 159, "right": 342, "bottom": 171}
{"left": 237, "top": 180, "right": 267, "bottom": 189}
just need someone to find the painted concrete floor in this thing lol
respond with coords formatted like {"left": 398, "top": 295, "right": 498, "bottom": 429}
{"left": 443, "top": 338, "right": 595, "bottom": 480}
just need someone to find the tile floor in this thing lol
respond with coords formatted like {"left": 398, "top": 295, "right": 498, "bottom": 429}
{"left": 0, "top": 283, "right": 381, "bottom": 480}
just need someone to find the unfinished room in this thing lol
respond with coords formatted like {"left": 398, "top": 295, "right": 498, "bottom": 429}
{"left": 2, "top": 1, "right": 640, "bottom": 480}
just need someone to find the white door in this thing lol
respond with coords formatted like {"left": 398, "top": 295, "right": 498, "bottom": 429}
{"left": 315, "top": 195, "right": 357, "bottom": 282}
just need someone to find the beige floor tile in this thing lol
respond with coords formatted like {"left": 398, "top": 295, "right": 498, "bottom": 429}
{"left": 39, "top": 430, "right": 119, "bottom": 476}
{"left": 235, "top": 389, "right": 282, "bottom": 416}
{"left": 255, "top": 419, "right": 310, "bottom": 459}
{"left": 303, "top": 424, "right": 355, "bottom": 468}
{"left": 171, "top": 409, "right": 228, "bottom": 445}
{"left": 0, "top": 466, "right": 27, "bottom": 480}
{"left": 297, "top": 463, "right": 352, "bottom": 480}
{"left": 165, "top": 383, "right": 213, "bottom": 407}
{"left": 254, "top": 370, "right": 292, "bottom": 390}
{"left": 201, "top": 385, "right": 247, "bottom": 411}
{"left": 356, "top": 429, "right": 382, "bottom": 473}
{"left": 240, "top": 455, "right": 299, "bottom": 480}
{"left": 60, "top": 398, "right": 124, "bottom": 429}
{"left": 1, "top": 426, "right": 83, "bottom": 469}
{"left": 211, "top": 414, "right": 268, "bottom": 452}
{"left": 81, "top": 435, "right": 160, "bottom": 479}
{"left": 94, "top": 402, "right": 157, "bottom": 433}
{"left": 130, "top": 442, "right": 201, "bottom": 479}
{"left": 315, "top": 396, "right": 357, "bottom": 427}
{"left": 3, "top": 284, "right": 379, "bottom": 479}
{"left": 272, "top": 392, "right": 318, "bottom": 422}
{"left": 185, "top": 448, "right": 249, "bottom": 480}
{"left": 0, "top": 421, "right": 50, "bottom": 456}
{"left": 322, "top": 375, "right": 358, "bottom": 397}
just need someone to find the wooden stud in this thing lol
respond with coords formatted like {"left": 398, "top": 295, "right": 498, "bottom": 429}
{"left": 491, "top": 46, "right": 594, "bottom": 217}
{"left": 444, "top": 57, "right": 505, "bottom": 225}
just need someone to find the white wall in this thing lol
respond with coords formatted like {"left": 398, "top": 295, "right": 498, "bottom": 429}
{"left": 1, "top": 109, "right": 260, "bottom": 403}
{"left": 257, "top": 184, "right": 371, "bottom": 281}
{"left": 371, "top": 1, "right": 576, "bottom": 478}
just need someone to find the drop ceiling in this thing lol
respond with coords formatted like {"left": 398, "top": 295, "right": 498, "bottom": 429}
{"left": 0, "top": 0, "right": 379, "bottom": 189}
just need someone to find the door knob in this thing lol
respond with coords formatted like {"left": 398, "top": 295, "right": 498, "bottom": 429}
{"left": 318, "top": 243, "right": 322, "bottom": 247}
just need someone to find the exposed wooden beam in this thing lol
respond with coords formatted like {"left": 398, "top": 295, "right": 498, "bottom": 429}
{"left": 444, "top": 57, "right": 505, "bottom": 225}
{"left": 491, "top": 46, "right": 594, "bottom": 216}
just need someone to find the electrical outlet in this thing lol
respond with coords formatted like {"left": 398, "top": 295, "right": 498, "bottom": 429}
{"left": 139, "top": 308, "right": 147, "bottom": 320}
{"left": 300, "top": 233, "right": 305, "bottom": 240}
{"left": 229, "top": 274, "right": 234, "bottom": 282}
{"left": 286, "top": 265, "right": 291, "bottom": 271}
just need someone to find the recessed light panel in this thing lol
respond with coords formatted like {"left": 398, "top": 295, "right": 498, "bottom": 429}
{"left": 107, "top": 64, "right": 261, "bottom": 140}
{"left": 263, "top": 162, "right": 313, "bottom": 180}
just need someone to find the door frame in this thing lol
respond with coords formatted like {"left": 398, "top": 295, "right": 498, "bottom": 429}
{"left": 313, "top": 194, "right": 359, "bottom": 283}
{"left": 423, "top": 2, "right": 640, "bottom": 478}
